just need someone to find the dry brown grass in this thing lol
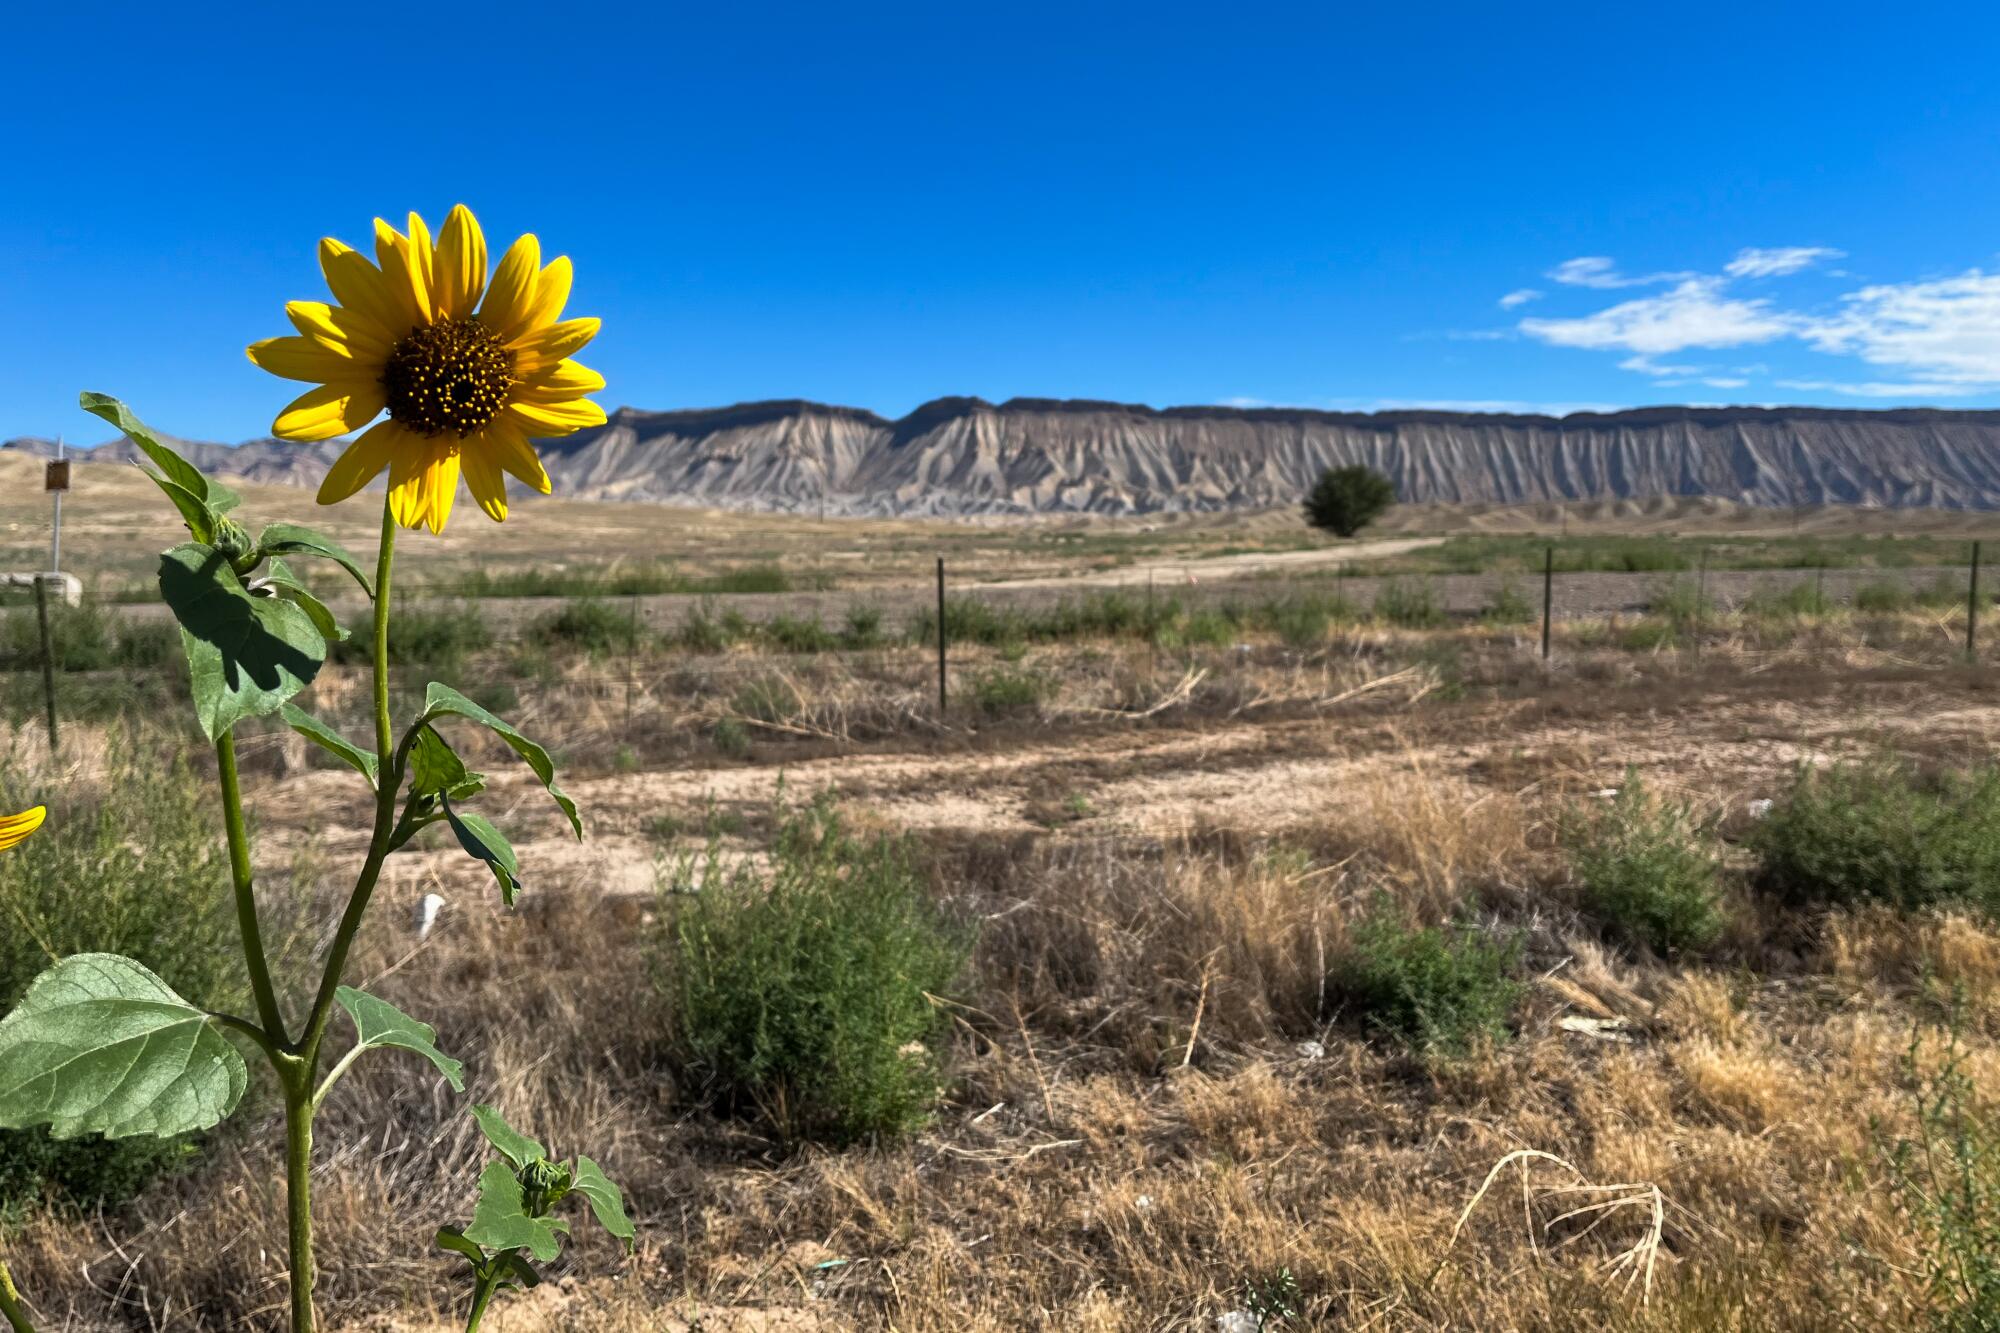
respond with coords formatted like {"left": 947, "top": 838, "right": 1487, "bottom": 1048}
{"left": 9, "top": 615, "right": 2000, "bottom": 1331}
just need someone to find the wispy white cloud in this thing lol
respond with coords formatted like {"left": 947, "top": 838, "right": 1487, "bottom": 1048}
{"left": 1499, "top": 288, "right": 1542, "bottom": 309}
{"left": 1799, "top": 270, "right": 2000, "bottom": 390}
{"left": 1219, "top": 396, "right": 1271, "bottom": 408}
{"left": 1776, "top": 378, "right": 1996, "bottom": 398}
{"left": 1513, "top": 250, "right": 2000, "bottom": 399}
{"left": 1521, "top": 278, "right": 1797, "bottom": 357}
{"left": 1724, "top": 246, "right": 1844, "bottom": 278}
{"left": 1545, "top": 256, "right": 1696, "bottom": 289}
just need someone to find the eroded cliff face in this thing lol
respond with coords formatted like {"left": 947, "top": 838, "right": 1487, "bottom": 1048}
{"left": 14, "top": 398, "right": 2000, "bottom": 515}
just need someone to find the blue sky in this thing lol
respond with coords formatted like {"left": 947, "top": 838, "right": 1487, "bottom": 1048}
{"left": 6, "top": 2, "right": 2000, "bottom": 442}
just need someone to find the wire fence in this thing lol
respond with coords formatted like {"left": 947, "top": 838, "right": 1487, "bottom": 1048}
{"left": 0, "top": 537, "right": 1994, "bottom": 751}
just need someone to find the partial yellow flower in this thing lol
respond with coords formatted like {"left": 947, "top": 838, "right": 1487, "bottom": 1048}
{"left": 247, "top": 205, "right": 605, "bottom": 533}
{"left": 0, "top": 806, "right": 45, "bottom": 853}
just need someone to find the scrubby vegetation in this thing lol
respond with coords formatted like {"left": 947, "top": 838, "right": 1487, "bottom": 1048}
{"left": 1565, "top": 776, "right": 1726, "bottom": 954}
{"left": 657, "top": 800, "right": 968, "bottom": 1144}
{"left": 1751, "top": 761, "right": 2000, "bottom": 913}
{"left": 0, "top": 742, "right": 297, "bottom": 1214}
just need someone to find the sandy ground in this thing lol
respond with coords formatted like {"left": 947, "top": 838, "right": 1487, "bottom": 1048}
{"left": 958, "top": 536, "right": 1445, "bottom": 588}
{"left": 245, "top": 657, "right": 2000, "bottom": 930}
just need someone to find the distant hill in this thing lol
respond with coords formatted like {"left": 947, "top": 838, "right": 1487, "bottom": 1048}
{"left": 12, "top": 398, "right": 2000, "bottom": 515}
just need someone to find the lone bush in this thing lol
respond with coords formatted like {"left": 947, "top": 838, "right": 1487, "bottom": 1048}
{"left": 659, "top": 799, "right": 968, "bottom": 1143}
{"left": 1565, "top": 777, "right": 1725, "bottom": 954}
{"left": 1334, "top": 903, "right": 1522, "bottom": 1056}
{"left": 1303, "top": 465, "right": 1396, "bottom": 538}
{"left": 0, "top": 740, "right": 295, "bottom": 1212}
{"left": 1750, "top": 762, "right": 2000, "bottom": 913}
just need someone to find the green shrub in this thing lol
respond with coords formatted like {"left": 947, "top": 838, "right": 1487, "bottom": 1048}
{"left": 710, "top": 716, "right": 751, "bottom": 759}
{"left": 1334, "top": 904, "right": 1522, "bottom": 1056}
{"left": 1749, "top": 762, "right": 2000, "bottom": 913}
{"left": 0, "top": 601, "right": 180, "bottom": 673}
{"left": 971, "top": 666, "right": 1049, "bottom": 716}
{"left": 674, "top": 603, "right": 731, "bottom": 653}
{"left": 1648, "top": 577, "right": 1710, "bottom": 629}
{"left": 0, "top": 740, "right": 298, "bottom": 1212}
{"left": 1745, "top": 579, "right": 1830, "bottom": 621}
{"left": 1374, "top": 579, "right": 1445, "bottom": 629}
{"left": 1854, "top": 580, "right": 1912, "bottom": 613}
{"left": 659, "top": 799, "right": 968, "bottom": 1143}
{"left": 762, "top": 614, "right": 837, "bottom": 654}
{"left": 530, "top": 598, "right": 644, "bottom": 656}
{"left": 1481, "top": 580, "right": 1535, "bottom": 626}
{"left": 1181, "top": 608, "right": 1236, "bottom": 647}
{"left": 1917, "top": 573, "right": 1969, "bottom": 611}
{"left": 1619, "top": 619, "right": 1678, "bottom": 653}
{"left": 1564, "top": 777, "right": 1725, "bottom": 954}
{"left": 1879, "top": 1020, "right": 2000, "bottom": 1331}
{"left": 842, "top": 605, "right": 885, "bottom": 649}
{"left": 1303, "top": 464, "right": 1396, "bottom": 537}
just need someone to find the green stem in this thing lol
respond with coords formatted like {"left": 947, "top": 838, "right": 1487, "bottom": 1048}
{"left": 278, "top": 499, "right": 403, "bottom": 1333}
{"left": 462, "top": 1259, "right": 510, "bottom": 1333}
{"left": 217, "top": 730, "right": 287, "bottom": 1044}
{"left": 282, "top": 1079, "right": 315, "bottom": 1333}
{"left": 0, "top": 1256, "right": 35, "bottom": 1333}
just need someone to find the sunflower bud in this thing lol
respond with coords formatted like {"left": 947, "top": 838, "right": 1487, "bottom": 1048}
{"left": 212, "top": 517, "right": 256, "bottom": 573}
{"left": 517, "top": 1157, "right": 572, "bottom": 1218}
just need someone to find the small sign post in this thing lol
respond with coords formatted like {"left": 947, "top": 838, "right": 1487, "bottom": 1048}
{"left": 38, "top": 439, "right": 67, "bottom": 751}
{"left": 46, "top": 438, "right": 67, "bottom": 575}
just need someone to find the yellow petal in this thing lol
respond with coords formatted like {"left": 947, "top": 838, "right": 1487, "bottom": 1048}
{"left": 319, "top": 239, "right": 411, "bottom": 337}
{"left": 273, "top": 381, "right": 386, "bottom": 442}
{"left": 484, "top": 417, "right": 552, "bottom": 493}
{"left": 373, "top": 219, "right": 432, "bottom": 327}
{"left": 515, "top": 255, "right": 573, "bottom": 337}
{"left": 0, "top": 805, "right": 46, "bottom": 852}
{"left": 247, "top": 335, "right": 359, "bottom": 383}
{"left": 460, "top": 439, "right": 510, "bottom": 521}
{"left": 286, "top": 300, "right": 392, "bottom": 359}
{"left": 434, "top": 204, "right": 488, "bottom": 321}
{"left": 389, "top": 440, "right": 460, "bottom": 533}
{"left": 515, "top": 358, "right": 606, "bottom": 402}
{"left": 316, "top": 419, "right": 408, "bottom": 505}
{"left": 512, "top": 318, "right": 601, "bottom": 374}
{"left": 478, "top": 233, "right": 542, "bottom": 340}
{"left": 505, "top": 397, "right": 607, "bottom": 438}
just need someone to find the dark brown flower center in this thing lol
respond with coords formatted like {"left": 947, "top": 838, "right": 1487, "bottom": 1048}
{"left": 380, "top": 318, "right": 516, "bottom": 436}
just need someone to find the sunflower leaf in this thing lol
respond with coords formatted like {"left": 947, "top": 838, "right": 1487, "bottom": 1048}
{"left": 409, "top": 725, "right": 469, "bottom": 796}
{"left": 278, "top": 704, "right": 378, "bottom": 784}
{"left": 333, "top": 987, "right": 464, "bottom": 1092}
{"left": 0, "top": 953, "right": 248, "bottom": 1140}
{"left": 259, "top": 558, "right": 348, "bottom": 643}
{"left": 160, "top": 543, "right": 325, "bottom": 740}
{"left": 571, "top": 1155, "right": 636, "bottom": 1250}
{"left": 78, "top": 392, "right": 240, "bottom": 532}
{"left": 445, "top": 802, "right": 524, "bottom": 906}
{"left": 435, "top": 1226, "right": 486, "bottom": 1270}
{"left": 420, "top": 684, "right": 582, "bottom": 837}
{"left": 256, "top": 522, "right": 372, "bottom": 597}
{"left": 471, "top": 1103, "right": 546, "bottom": 1169}
{"left": 464, "top": 1160, "right": 569, "bottom": 1263}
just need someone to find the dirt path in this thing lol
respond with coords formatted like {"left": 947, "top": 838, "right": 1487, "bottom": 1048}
{"left": 248, "top": 666, "right": 2000, "bottom": 926}
{"left": 957, "top": 536, "right": 1445, "bottom": 590}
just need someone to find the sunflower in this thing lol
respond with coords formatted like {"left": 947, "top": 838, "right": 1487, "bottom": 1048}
{"left": 247, "top": 205, "right": 603, "bottom": 533}
{"left": 0, "top": 806, "right": 44, "bottom": 853}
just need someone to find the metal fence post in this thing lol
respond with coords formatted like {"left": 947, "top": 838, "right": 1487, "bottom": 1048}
{"left": 1969, "top": 540, "right": 1982, "bottom": 662}
{"left": 1540, "top": 546, "right": 1553, "bottom": 661}
{"left": 34, "top": 577, "right": 57, "bottom": 750}
{"left": 936, "top": 557, "right": 948, "bottom": 714}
